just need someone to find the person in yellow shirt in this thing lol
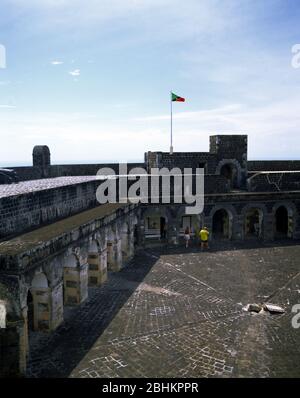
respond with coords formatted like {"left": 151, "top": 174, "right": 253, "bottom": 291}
{"left": 199, "top": 227, "right": 209, "bottom": 250}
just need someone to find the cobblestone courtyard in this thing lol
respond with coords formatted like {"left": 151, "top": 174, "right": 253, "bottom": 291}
{"left": 27, "top": 240, "right": 300, "bottom": 378}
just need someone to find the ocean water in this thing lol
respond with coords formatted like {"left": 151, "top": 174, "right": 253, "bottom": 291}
{"left": 0, "top": 159, "right": 144, "bottom": 168}
{"left": 0, "top": 161, "right": 31, "bottom": 167}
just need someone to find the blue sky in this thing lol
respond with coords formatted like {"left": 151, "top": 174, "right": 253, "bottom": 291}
{"left": 0, "top": 0, "right": 300, "bottom": 164}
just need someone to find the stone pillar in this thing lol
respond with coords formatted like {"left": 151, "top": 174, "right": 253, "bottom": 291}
{"left": 100, "top": 248, "right": 108, "bottom": 281}
{"left": 121, "top": 229, "right": 135, "bottom": 262}
{"left": 30, "top": 282, "right": 63, "bottom": 331}
{"left": 50, "top": 282, "right": 64, "bottom": 330}
{"left": 18, "top": 318, "right": 27, "bottom": 375}
{"left": 31, "top": 287, "right": 52, "bottom": 331}
{"left": 167, "top": 223, "right": 180, "bottom": 245}
{"left": 235, "top": 215, "right": 244, "bottom": 240}
{"left": 107, "top": 238, "right": 122, "bottom": 272}
{"left": 136, "top": 223, "right": 145, "bottom": 247}
{"left": 64, "top": 263, "right": 88, "bottom": 306}
{"left": 128, "top": 229, "right": 135, "bottom": 258}
{"left": 121, "top": 231, "right": 128, "bottom": 260}
{"left": 21, "top": 306, "right": 29, "bottom": 356}
{"left": 88, "top": 248, "right": 108, "bottom": 286}
{"left": 264, "top": 214, "right": 274, "bottom": 241}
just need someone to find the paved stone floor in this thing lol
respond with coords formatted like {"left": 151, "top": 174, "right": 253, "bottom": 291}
{"left": 26, "top": 240, "right": 300, "bottom": 378}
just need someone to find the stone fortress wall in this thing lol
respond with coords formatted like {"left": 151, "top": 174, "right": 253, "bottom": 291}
{"left": 0, "top": 135, "right": 300, "bottom": 243}
{"left": 1, "top": 134, "right": 300, "bottom": 377}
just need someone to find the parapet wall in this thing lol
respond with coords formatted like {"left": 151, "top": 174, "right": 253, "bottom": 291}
{"left": 0, "top": 179, "right": 102, "bottom": 239}
{"left": 145, "top": 152, "right": 218, "bottom": 174}
{"left": 8, "top": 163, "right": 145, "bottom": 182}
{"left": 247, "top": 172, "right": 300, "bottom": 192}
{"left": 248, "top": 161, "right": 300, "bottom": 172}
{"left": 0, "top": 173, "right": 229, "bottom": 239}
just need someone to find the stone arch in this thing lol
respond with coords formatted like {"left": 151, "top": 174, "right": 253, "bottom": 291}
{"left": 176, "top": 206, "right": 202, "bottom": 238}
{"left": 244, "top": 208, "right": 263, "bottom": 239}
{"left": 142, "top": 206, "right": 171, "bottom": 240}
{"left": 210, "top": 205, "right": 236, "bottom": 240}
{"left": 63, "top": 253, "right": 80, "bottom": 268}
{"left": 88, "top": 239, "right": 100, "bottom": 254}
{"left": 98, "top": 230, "right": 108, "bottom": 252}
{"left": 106, "top": 225, "right": 115, "bottom": 242}
{"left": 120, "top": 219, "right": 130, "bottom": 235}
{"left": 27, "top": 271, "right": 50, "bottom": 332}
{"left": 216, "top": 159, "right": 242, "bottom": 189}
{"left": 272, "top": 202, "right": 296, "bottom": 239}
{"left": 31, "top": 272, "right": 49, "bottom": 289}
{"left": 241, "top": 203, "right": 268, "bottom": 240}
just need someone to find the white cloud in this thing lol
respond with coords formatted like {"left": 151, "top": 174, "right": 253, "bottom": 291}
{"left": 0, "top": 105, "right": 16, "bottom": 108}
{"left": 69, "top": 69, "right": 80, "bottom": 76}
{"left": 51, "top": 60, "right": 64, "bottom": 65}
{"left": 131, "top": 97, "right": 300, "bottom": 159}
{"left": 1, "top": 95, "right": 300, "bottom": 163}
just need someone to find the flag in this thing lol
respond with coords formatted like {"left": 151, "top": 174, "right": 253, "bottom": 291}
{"left": 171, "top": 92, "right": 185, "bottom": 102}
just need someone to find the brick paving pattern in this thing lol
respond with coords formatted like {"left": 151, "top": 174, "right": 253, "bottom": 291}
{"left": 26, "top": 240, "right": 300, "bottom": 378}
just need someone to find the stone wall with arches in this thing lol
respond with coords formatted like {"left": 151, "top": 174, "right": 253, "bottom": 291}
{"left": 0, "top": 203, "right": 140, "bottom": 376}
{"left": 140, "top": 196, "right": 300, "bottom": 244}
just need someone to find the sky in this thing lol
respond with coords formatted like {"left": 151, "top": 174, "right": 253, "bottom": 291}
{"left": 0, "top": 0, "right": 300, "bottom": 165}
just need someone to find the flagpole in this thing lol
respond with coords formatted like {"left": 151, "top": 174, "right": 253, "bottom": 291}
{"left": 170, "top": 91, "right": 173, "bottom": 154}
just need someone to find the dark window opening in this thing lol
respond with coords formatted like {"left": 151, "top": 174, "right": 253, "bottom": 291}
{"left": 160, "top": 217, "right": 166, "bottom": 239}
{"left": 275, "top": 206, "right": 288, "bottom": 238}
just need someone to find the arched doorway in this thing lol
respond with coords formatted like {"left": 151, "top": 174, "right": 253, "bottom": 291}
{"left": 275, "top": 206, "right": 289, "bottom": 238}
{"left": 220, "top": 163, "right": 238, "bottom": 189}
{"left": 212, "top": 209, "right": 230, "bottom": 239}
{"left": 245, "top": 208, "right": 263, "bottom": 239}
{"left": 144, "top": 211, "right": 168, "bottom": 241}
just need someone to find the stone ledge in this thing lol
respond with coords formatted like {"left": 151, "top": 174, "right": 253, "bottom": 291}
{"left": 0, "top": 203, "right": 136, "bottom": 261}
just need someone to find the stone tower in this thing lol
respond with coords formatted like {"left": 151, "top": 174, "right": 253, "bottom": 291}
{"left": 210, "top": 135, "right": 248, "bottom": 189}
{"left": 32, "top": 145, "right": 51, "bottom": 178}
